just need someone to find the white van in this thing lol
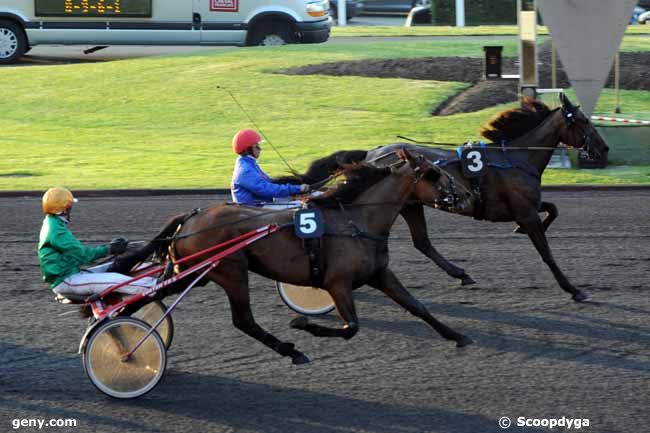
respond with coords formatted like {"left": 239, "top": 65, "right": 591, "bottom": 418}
{"left": 0, "top": 0, "right": 331, "bottom": 64}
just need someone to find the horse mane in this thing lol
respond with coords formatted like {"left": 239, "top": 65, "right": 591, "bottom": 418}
{"left": 272, "top": 150, "right": 368, "bottom": 185}
{"left": 309, "top": 163, "right": 392, "bottom": 208}
{"left": 480, "top": 97, "right": 553, "bottom": 143}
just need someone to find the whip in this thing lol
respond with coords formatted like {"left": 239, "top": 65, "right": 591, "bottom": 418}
{"left": 218, "top": 86, "right": 299, "bottom": 177}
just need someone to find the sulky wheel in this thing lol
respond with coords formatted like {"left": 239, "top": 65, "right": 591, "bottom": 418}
{"left": 83, "top": 317, "right": 166, "bottom": 399}
{"left": 276, "top": 282, "right": 336, "bottom": 316}
{"left": 132, "top": 300, "right": 174, "bottom": 350}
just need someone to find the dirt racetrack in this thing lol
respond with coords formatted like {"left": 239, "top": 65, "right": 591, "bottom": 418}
{"left": 1, "top": 190, "right": 649, "bottom": 433}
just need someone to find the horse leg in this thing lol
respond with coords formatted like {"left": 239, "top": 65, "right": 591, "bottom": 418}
{"left": 290, "top": 283, "right": 359, "bottom": 340}
{"left": 215, "top": 266, "right": 311, "bottom": 365}
{"left": 514, "top": 201, "right": 557, "bottom": 234}
{"left": 517, "top": 212, "right": 588, "bottom": 302}
{"left": 540, "top": 201, "right": 558, "bottom": 232}
{"left": 401, "top": 204, "right": 475, "bottom": 285}
{"left": 367, "top": 267, "right": 473, "bottom": 347}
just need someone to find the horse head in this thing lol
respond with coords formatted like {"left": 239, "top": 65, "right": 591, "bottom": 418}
{"left": 394, "top": 148, "right": 470, "bottom": 210}
{"left": 558, "top": 93, "right": 610, "bottom": 161}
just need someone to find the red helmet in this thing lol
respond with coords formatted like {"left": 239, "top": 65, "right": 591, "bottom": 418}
{"left": 232, "top": 129, "right": 262, "bottom": 154}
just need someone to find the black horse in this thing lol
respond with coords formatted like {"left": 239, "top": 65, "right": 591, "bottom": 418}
{"left": 275, "top": 94, "right": 609, "bottom": 302}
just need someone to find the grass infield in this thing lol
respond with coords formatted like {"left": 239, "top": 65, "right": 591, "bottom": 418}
{"left": 1, "top": 36, "right": 649, "bottom": 190}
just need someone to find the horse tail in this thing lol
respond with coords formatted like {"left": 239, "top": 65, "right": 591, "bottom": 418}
{"left": 107, "top": 213, "right": 188, "bottom": 274}
{"left": 271, "top": 150, "right": 368, "bottom": 185}
{"left": 151, "top": 213, "right": 189, "bottom": 256}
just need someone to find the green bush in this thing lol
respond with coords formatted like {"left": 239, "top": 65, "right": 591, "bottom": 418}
{"left": 432, "top": 0, "right": 517, "bottom": 25}
{"left": 431, "top": 0, "right": 455, "bottom": 25}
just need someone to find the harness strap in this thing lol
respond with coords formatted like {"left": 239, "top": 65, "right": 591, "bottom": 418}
{"left": 470, "top": 177, "right": 485, "bottom": 221}
{"left": 510, "top": 160, "right": 541, "bottom": 179}
{"left": 337, "top": 201, "right": 388, "bottom": 243}
{"left": 303, "top": 238, "right": 324, "bottom": 287}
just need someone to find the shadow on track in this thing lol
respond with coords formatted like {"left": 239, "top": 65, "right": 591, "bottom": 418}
{"left": 124, "top": 370, "right": 550, "bottom": 433}
{"left": 2, "top": 342, "right": 549, "bottom": 433}
{"left": 353, "top": 303, "right": 650, "bottom": 373}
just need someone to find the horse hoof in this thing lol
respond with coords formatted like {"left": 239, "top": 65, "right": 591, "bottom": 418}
{"left": 461, "top": 275, "right": 476, "bottom": 286}
{"left": 572, "top": 291, "right": 589, "bottom": 302}
{"left": 290, "top": 316, "right": 309, "bottom": 330}
{"left": 456, "top": 336, "right": 474, "bottom": 348}
{"left": 292, "top": 354, "right": 311, "bottom": 365}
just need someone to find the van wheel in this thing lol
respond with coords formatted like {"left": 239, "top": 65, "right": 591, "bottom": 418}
{"left": 0, "top": 20, "right": 27, "bottom": 64}
{"left": 250, "top": 22, "right": 297, "bottom": 46}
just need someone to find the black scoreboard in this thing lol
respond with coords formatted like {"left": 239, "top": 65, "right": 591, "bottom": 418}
{"left": 35, "top": 0, "right": 152, "bottom": 17}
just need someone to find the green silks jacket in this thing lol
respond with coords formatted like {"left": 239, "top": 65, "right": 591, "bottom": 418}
{"left": 38, "top": 215, "right": 109, "bottom": 288}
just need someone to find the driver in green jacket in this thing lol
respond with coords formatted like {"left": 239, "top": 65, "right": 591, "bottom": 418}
{"left": 38, "top": 187, "right": 156, "bottom": 296}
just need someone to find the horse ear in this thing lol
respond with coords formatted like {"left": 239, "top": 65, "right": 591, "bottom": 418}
{"left": 398, "top": 147, "right": 419, "bottom": 168}
{"left": 560, "top": 92, "right": 575, "bottom": 112}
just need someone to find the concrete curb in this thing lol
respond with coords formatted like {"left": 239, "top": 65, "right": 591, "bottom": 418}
{"left": 1, "top": 185, "right": 649, "bottom": 198}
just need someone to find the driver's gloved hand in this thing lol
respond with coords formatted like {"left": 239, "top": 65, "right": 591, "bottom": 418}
{"left": 309, "top": 190, "right": 324, "bottom": 198}
{"left": 109, "top": 238, "right": 129, "bottom": 255}
{"left": 299, "top": 184, "right": 310, "bottom": 193}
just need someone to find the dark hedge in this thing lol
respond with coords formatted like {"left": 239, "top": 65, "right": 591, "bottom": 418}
{"left": 431, "top": 0, "right": 518, "bottom": 25}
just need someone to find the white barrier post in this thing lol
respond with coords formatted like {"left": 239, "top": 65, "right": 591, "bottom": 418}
{"left": 455, "top": 0, "right": 465, "bottom": 27}
{"left": 337, "top": 0, "right": 347, "bottom": 26}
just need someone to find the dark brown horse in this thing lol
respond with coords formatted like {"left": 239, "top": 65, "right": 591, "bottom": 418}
{"left": 130, "top": 149, "right": 472, "bottom": 365}
{"left": 274, "top": 95, "right": 610, "bottom": 302}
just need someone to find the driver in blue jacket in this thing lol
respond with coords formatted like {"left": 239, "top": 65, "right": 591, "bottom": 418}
{"left": 230, "top": 129, "right": 309, "bottom": 206}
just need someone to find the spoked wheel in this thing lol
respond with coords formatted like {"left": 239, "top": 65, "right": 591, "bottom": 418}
{"left": 0, "top": 20, "right": 27, "bottom": 64}
{"left": 132, "top": 300, "right": 174, "bottom": 350}
{"left": 83, "top": 317, "right": 166, "bottom": 399}
{"left": 248, "top": 22, "right": 297, "bottom": 46}
{"left": 276, "top": 282, "right": 336, "bottom": 316}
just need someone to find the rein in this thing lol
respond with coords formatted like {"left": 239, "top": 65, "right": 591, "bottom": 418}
{"left": 156, "top": 152, "right": 472, "bottom": 245}
{"left": 366, "top": 150, "right": 475, "bottom": 204}
{"left": 396, "top": 106, "right": 588, "bottom": 153}
{"left": 155, "top": 200, "right": 414, "bottom": 244}
{"left": 329, "top": 158, "right": 432, "bottom": 243}
{"left": 155, "top": 208, "right": 295, "bottom": 242}
{"left": 396, "top": 135, "right": 566, "bottom": 152}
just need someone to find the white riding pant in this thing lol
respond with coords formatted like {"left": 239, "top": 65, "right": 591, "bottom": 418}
{"left": 53, "top": 271, "right": 157, "bottom": 296}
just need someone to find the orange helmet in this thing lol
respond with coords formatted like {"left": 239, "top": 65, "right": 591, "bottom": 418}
{"left": 42, "top": 187, "right": 77, "bottom": 214}
{"left": 232, "top": 129, "right": 262, "bottom": 154}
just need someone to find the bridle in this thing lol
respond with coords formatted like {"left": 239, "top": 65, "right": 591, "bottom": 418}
{"left": 387, "top": 152, "right": 469, "bottom": 210}
{"left": 387, "top": 152, "right": 437, "bottom": 184}
{"left": 561, "top": 105, "right": 602, "bottom": 160}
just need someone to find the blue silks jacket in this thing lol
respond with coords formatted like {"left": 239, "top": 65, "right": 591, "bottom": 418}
{"left": 231, "top": 155, "right": 301, "bottom": 206}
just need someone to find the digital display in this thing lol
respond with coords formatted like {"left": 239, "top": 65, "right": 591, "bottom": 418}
{"left": 35, "top": 0, "right": 152, "bottom": 17}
